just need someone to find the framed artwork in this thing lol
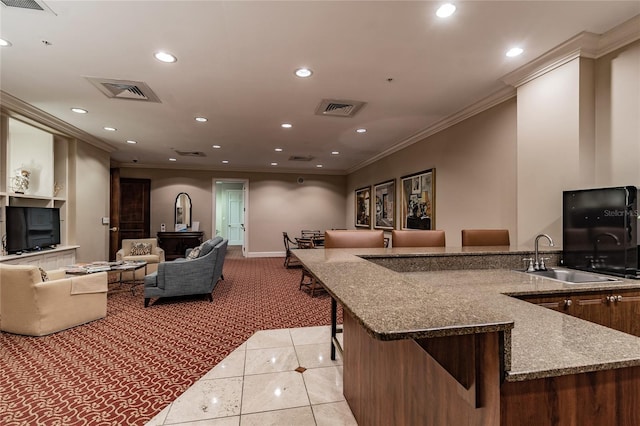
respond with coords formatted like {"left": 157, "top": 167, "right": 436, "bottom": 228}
{"left": 374, "top": 179, "right": 395, "bottom": 230}
{"left": 355, "top": 186, "right": 371, "bottom": 228}
{"left": 400, "top": 169, "right": 435, "bottom": 230}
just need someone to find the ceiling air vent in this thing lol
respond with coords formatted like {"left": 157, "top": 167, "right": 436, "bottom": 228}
{"left": 288, "top": 155, "right": 314, "bottom": 162}
{"left": 85, "top": 77, "right": 161, "bottom": 103}
{"left": 1, "top": 0, "right": 45, "bottom": 10}
{"left": 315, "top": 99, "right": 366, "bottom": 118}
{"left": 175, "top": 150, "right": 206, "bottom": 157}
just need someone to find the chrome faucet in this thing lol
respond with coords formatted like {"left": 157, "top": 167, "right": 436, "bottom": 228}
{"left": 534, "top": 234, "right": 554, "bottom": 271}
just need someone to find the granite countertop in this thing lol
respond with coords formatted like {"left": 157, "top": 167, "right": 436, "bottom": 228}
{"left": 294, "top": 247, "right": 640, "bottom": 382}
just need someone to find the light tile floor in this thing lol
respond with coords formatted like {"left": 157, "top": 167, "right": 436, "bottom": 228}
{"left": 145, "top": 326, "right": 356, "bottom": 426}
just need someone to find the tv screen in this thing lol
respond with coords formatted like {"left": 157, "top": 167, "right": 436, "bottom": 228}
{"left": 6, "top": 206, "right": 61, "bottom": 254}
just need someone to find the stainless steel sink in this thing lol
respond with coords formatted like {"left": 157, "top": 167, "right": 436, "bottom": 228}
{"left": 519, "top": 267, "right": 621, "bottom": 284}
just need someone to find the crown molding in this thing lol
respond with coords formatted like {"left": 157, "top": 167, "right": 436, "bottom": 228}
{"left": 349, "top": 15, "right": 640, "bottom": 176}
{"left": 0, "top": 91, "right": 116, "bottom": 153}
{"left": 597, "top": 14, "right": 640, "bottom": 57}
{"left": 503, "top": 15, "right": 640, "bottom": 88}
{"left": 502, "top": 31, "right": 601, "bottom": 88}
{"left": 347, "top": 85, "right": 516, "bottom": 174}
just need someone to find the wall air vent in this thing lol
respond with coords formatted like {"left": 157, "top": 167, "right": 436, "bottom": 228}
{"left": 315, "top": 99, "right": 366, "bottom": 118}
{"left": 288, "top": 155, "right": 314, "bottom": 162}
{"left": 175, "top": 150, "right": 206, "bottom": 157}
{"left": 85, "top": 77, "right": 161, "bottom": 103}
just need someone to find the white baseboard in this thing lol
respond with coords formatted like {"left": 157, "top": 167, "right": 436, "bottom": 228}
{"left": 246, "top": 251, "right": 285, "bottom": 258}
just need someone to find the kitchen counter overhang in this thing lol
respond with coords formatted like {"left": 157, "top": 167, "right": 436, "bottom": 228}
{"left": 294, "top": 246, "right": 640, "bottom": 382}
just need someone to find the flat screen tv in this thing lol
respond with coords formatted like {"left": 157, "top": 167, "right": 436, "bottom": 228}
{"left": 5, "top": 206, "right": 61, "bottom": 254}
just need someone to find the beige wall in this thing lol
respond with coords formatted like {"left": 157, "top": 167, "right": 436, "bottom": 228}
{"left": 516, "top": 58, "right": 589, "bottom": 247}
{"left": 348, "top": 99, "right": 518, "bottom": 247}
{"left": 119, "top": 168, "right": 346, "bottom": 255}
{"left": 515, "top": 41, "right": 640, "bottom": 248}
{"left": 595, "top": 40, "right": 640, "bottom": 186}
{"left": 72, "top": 140, "right": 111, "bottom": 262}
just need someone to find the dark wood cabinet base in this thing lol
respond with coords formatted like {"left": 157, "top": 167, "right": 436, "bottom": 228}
{"left": 157, "top": 231, "right": 204, "bottom": 261}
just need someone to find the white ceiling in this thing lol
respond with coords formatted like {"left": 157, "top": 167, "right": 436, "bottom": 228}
{"left": 1, "top": 1, "right": 639, "bottom": 174}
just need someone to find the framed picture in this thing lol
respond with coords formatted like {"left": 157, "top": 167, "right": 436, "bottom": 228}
{"left": 374, "top": 179, "right": 395, "bottom": 230}
{"left": 355, "top": 186, "right": 371, "bottom": 228}
{"left": 400, "top": 169, "right": 435, "bottom": 230}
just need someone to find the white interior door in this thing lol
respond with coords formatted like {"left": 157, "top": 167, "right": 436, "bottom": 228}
{"left": 227, "top": 189, "right": 244, "bottom": 246}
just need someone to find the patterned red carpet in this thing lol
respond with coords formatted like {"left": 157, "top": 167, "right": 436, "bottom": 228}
{"left": 0, "top": 255, "right": 338, "bottom": 425}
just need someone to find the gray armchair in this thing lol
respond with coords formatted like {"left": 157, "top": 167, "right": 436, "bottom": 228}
{"left": 143, "top": 237, "right": 228, "bottom": 307}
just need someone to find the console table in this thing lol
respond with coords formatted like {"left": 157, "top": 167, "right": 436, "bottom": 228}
{"left": 157, "top": 231, "right": 204, "bottom": 261}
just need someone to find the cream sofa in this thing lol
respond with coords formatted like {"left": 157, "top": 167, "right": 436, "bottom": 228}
{"left": 0, "top": 265, "right": 108, "bottom": 336}
{"left": 116, "top": 238, "right": 165, "bottom": 279}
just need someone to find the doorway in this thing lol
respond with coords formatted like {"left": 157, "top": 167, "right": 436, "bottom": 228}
{"left": 109, "top": 170, "right": 151, "bottom": 261}
{"left": 213, "top": 179, "right": 248, "bottom": 257}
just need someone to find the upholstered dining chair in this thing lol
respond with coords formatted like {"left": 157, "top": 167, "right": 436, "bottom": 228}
{"left": 300, "top": 230, "right": 385, "bottom": 297}
{"left": 391, "top": 230, "right": 446, "bottom": 247}
{"left": 461, "top": 229, "right": 510, "bottom": 246}
{"left": 323, "top": 229, "right": 385, "bottom": 249}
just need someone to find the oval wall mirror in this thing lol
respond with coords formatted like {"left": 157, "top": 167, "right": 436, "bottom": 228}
{"left": 175, "top": 192, "right": 192, "bottom": 228}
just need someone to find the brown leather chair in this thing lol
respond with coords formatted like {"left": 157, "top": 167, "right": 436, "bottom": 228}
{"left": 324, "top": 230, "right": 385, "bottom": 248}
{"left": 461, "top": 229, "right": 510, "bottom": 246}
{"left": 391, "top": 230, "right": 446, "bottom": 247}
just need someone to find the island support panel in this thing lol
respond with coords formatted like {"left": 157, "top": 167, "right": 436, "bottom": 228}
{"left": 342, "top": 311, "right": 501, "bottom": 426}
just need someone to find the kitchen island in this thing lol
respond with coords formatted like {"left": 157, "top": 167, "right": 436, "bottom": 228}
{"left": 295, "top": 246, "right": 640, "bottom": 426}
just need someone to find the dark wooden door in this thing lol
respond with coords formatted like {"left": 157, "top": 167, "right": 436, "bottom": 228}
{"left": 108, "top": 172, "right": 150, "bottom": 260}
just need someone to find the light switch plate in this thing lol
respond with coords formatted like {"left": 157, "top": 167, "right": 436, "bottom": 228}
{"left": 102, "top": 217, "right": 110, "bottom": 225}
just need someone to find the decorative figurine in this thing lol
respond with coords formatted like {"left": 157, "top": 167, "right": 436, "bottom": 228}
{"left": 11, "top": 168, "right": 30, "bottom": 194}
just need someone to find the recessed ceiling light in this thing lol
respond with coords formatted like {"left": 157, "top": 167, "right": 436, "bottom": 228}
{"left": 103, "top": 126, "right": 117, "bottom": 131}
{"left": 275, "top": 148, "right": 283, "bottom": 152}
{"left": 195, "top": 117, "right": 208, "bottom": 122}
{"left": 506, "top": 47, "right": 524, "bottom": 57}
{"left": 271, "top": 162, "right": 278, "bottom": 166}
{"left": 0, "top": 38, "right": 12, "bottom": 47}
{"left": 169, "top": 158, "right": 177, "bottom": 162}
{"left": 331, "top": 151, "right": 340, "bottom": 155}
{"left": 71, "top": 108, "right": 88, "bottom": 114}
{"left": 281, "top": 123, "right": 292, "bottom": 129}
{"left": 126, "top": 140, "right": 137, "bottom": 144}
{"left": 316, "top": 164, "right": 323, "bottom": 168}
{"left": 222, "top": 160, "right": 229, "bottom": 164}
{"left": 295, "top": 67, "right": 313, "bottom": 78}
{"left": 436, "top": 3, "right": 456, "bottom": 18}
{"left": 154, "top": 51, "right": 177, "bottom": 63}
{"left": 356, "top": 128, "right": 367, "bottom": 133}
{"left": 212, "top": 145, "right": 221, "bottom": 149}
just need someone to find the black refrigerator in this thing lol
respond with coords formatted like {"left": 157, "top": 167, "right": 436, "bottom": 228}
{"left": 563, "top": 186, "right": 640, "bottom": 278}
